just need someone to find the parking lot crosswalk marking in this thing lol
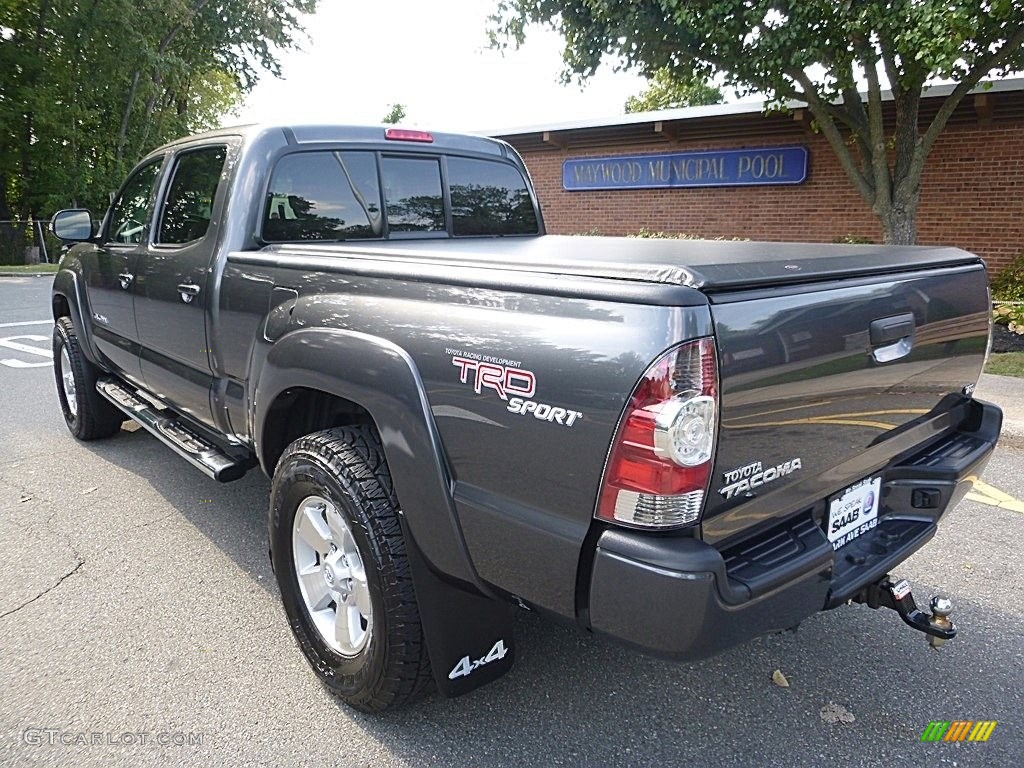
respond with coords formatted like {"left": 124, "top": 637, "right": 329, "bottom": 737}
{"left": 0, "top": 319, "right": 53, "bottom": 328}
{"left": 0, "top": 333, "right": 52, "bottom": 368}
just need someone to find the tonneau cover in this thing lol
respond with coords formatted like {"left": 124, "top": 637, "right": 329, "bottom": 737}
{"left": 268, "top": 235, "right": 981, "bottom": 292}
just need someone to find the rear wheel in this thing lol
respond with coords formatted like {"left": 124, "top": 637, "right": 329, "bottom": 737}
{"left": 52, "top": 317, "right": 122, "bottom": 440}
{"left": 269, "top": 426, "right": 432, "bottom": 712}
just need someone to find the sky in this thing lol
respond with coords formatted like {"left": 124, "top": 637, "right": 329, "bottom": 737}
{"left": 230, "top": 0, "right": 652, "bottom": 133}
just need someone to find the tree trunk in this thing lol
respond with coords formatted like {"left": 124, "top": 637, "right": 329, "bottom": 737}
{"left": 0, "top": 173, "right": 25, "bottom": 265}
{"left": 881, "top": 200, "right": 919, "bottom": 245}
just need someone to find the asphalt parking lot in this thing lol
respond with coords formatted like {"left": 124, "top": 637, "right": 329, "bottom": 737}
{"left": 1, "top": 275, "right": 1022, "bottom": 767}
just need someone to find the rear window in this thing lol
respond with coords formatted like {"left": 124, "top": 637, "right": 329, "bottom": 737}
{"left": 261, "top": 150, "right": 537, "bottom": 242}
{"left": 447, "top": 157, "right": 539, "bottom": 236}
{"left": 263, "top": 151, "right": 382, "bottom": 242}
{"left": 380, "top": 156, "right": 445, "bottom": 233}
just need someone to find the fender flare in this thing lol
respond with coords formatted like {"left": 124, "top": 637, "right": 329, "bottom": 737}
{"left": 254, "top": 328, "right": 517, "bottom": 696}
{"left": 253, "top": 326, "right": 484, "bottom": 592}
{"left": 51, "top": 268, "right": 102, "bottom": 365}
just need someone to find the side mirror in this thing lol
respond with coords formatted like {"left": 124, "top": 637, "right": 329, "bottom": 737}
{"left": 50, "top": 209, "right": 95, "bottom": 242}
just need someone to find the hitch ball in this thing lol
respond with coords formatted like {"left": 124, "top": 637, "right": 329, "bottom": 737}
{"left": 928, "top": 596, "right": 953, "bottom": 649}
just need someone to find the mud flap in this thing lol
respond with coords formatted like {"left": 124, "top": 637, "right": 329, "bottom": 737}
{"left": 402, "top": 520, "right": 516, "bottom": 697}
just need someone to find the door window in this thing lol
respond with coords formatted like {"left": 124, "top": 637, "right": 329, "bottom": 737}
{"left": 107, "top": 159, "right": 162, "bottom": 244}
{"left": 157, "top": 146, "right": 227, "bottom": 245}
{"left": 447, "top": 157, "right": 539, "bottom": 236}
{"left": 263, "top": 151, "right": 383, "bottom": 242}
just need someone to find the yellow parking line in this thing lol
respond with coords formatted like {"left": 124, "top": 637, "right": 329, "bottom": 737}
{"left": 965, "top": 479, "right": 1024, "bottom": 513}
{"left": 726, "top": 408, "right": 926, "bottom": 432}
{"left": 726, "top": 417, "right": 896, "bottom": 431}
{"left": 814, "top": 409, "right": 929, "bottom": 418}
{"left": 722, "top": 400, "right": 835, "bottom": 422}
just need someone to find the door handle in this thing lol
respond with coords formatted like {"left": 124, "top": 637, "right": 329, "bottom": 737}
{"left": 118, "top": 272, "right": 134, "bottom": 290}
{"left": 869, "top": 313, "right": 915, "bottom": 363}
{"left": 177, "top": 283, "right": 201, "bottom": 304}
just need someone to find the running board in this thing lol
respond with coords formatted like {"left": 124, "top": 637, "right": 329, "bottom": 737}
{"left": 96, "top": 378, "right": 250, "bottom": 482}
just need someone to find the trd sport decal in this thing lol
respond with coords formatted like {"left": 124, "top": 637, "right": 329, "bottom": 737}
{"left": 451, "top": 355, "right": 536, "bottom": 399}
{"left": 446, "top": 348, "right": 583, "bottom": 428}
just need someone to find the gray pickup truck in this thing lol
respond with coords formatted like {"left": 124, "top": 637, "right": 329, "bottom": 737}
{"left": 49, "top": 124, "right": 1001, "bottom": 712}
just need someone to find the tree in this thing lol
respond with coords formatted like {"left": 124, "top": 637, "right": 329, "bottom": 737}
{"left": 0, "top": 0, "right": 317, "bottom": 262}
{"left": 382, "top": 103, "right": 407, "bottom": 124}
{"left": 625, "top": 68, "right": 722, "bottom": 113}
{"left": 492, "top": 2, "right": 1024, "bottom": 244}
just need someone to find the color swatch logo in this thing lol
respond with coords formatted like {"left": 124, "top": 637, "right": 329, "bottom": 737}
{"left": 920, "top": 721, "right": 997, "bottom": 742}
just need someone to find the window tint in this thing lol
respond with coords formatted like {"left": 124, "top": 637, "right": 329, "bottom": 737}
{"left": 108, "top": 160, "right": 162, "bottom": 244}
{"left": 380, "top": 156, "right": 445, "bottom": 233}
{"left": 448, "top": 158, "right": 539, "bottom": 236}
{"left": 263, "top": 151, "right": 382, "bottom": 242}
{"left": 158, "top": 146, "right": 227, "bottom": 245}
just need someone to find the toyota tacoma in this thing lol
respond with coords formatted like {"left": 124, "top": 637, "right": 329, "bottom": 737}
{"left": 49, "top": 124, "right": 1001, "bottom": 711}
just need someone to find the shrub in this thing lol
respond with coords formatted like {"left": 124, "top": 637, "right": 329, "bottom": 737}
{"left": 991, "top": 253, "right": 1024, "bottom": 302}
{"left": 833, "top": 234, "right": 874, "bottom": 244}
{"left": 993, "top": 302, "right": 1024, "bottom": 335}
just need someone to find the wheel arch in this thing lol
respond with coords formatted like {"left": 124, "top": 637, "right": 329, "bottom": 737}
{"left": 253, "top": 327, "right": 483, "bottom": 591}
{"left": 52, "top": 268, "right": 101, "bottom": 365}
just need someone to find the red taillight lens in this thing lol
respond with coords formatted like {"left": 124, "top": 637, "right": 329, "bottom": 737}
{"left": 384, "top": 128, "right": 434, "bottom": 143}
{"left": 596, "top": 338, "right": 718, "bottom": 529}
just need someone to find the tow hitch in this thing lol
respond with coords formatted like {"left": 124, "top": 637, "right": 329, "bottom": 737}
{"left": 854, "top": 576, "right": 956, "bottom": 649}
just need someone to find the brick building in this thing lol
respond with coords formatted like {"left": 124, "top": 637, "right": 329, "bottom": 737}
{"left": 490, "top": 79, "right": 1024, "bottom": 275}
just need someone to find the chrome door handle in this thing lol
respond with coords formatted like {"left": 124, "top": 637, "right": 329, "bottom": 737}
{"left": 118, "top": 272, "right": 134, "bottom": 290}
{"left": 177, "top": 283, "right": 201, "bottom": 304}
{"left": 869, "top": 313, "right": 915, "bottom": 363}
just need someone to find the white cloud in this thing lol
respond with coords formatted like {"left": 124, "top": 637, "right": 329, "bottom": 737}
{"left": 231, "top": 0, "right": 648, "bottom": 132}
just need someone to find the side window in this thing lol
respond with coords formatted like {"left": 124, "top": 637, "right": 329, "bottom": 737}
{"left": 107, "top": 160, "right": 162, "bottom": 245}
{"left": 380, "top": 156, "right": 445, "bottom": 233}
{"left": 447, "top": 158, "right": 539, "bottom": 236}
{"left": 157, "top": 146, "right": 227, "bottom": 245}
{"left": 263, "top": 151, "right": 382, "bottom": 242}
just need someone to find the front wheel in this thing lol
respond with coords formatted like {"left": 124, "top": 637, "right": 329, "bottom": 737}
{"left": 269, "top": 426, "right": 433, "bottom": 712}
{"left": 52, "top": 317, "right": 123, "bottom": 440}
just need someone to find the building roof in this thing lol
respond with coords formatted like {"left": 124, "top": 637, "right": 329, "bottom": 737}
{"left": 483, "top": 77, "right": 1024, "bottom": 151}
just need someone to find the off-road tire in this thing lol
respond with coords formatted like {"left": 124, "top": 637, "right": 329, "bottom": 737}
{"left": 269, "top": 426, "right": 433, "bottom": 712}
{"left": 52, "top": 317, "right": 123, "bottom": 440}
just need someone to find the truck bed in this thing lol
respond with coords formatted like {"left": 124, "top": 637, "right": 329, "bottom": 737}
{"left": 259, "top": 235, "right": 981, "bottom": 292}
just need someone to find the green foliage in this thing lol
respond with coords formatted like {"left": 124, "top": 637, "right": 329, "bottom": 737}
{"left": 833, "top": 234, "right": 875, "bottom": 244}
{"left": 0, "top": 0, "right": 317, "bottom": 229}
{"left": 990, "top": 253, "right": 1024, "bottom": 302}
{"left": 382, "top": 103, "right": 408, "bottom": 124}
{"left": 491, "top": 2, "right": 1024, "bottom": 245}
{"left": 993, "top": 303, "right": 1024, "bottom": 333}
{"left": 625, "top": 68, "right": 722, "bottom": 113}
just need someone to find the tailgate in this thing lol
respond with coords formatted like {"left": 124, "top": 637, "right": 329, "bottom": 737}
{"left": 702, "top": 263, "right": 990, "bottom": 544}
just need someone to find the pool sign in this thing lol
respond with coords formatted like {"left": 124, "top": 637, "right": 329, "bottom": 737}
{"left": 563, "top": 146, "right": 808, "bottom": 190}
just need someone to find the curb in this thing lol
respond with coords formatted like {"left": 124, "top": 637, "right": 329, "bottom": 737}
{"left": 998, "top": 422, "right": 1024, "bottom": 452}
{"left": 0, "top": 271, "right": 56, "bottom": 277}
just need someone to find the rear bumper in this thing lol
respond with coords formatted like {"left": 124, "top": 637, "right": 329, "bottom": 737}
{"left": 586, "top": 398, "right": 1001, "bottom": 660}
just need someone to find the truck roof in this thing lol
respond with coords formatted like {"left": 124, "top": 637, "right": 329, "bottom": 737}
{"left": 150, "top": 123, "right": 511, "bottom": 158}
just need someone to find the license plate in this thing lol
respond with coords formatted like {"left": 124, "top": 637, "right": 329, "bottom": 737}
{"left": 826, "top": 477, "right": 881, "bottom": 550}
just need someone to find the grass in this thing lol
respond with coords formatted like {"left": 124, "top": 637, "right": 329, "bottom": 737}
{"left": 0, "top": 263, "right": 58, "bottom": 273}
{"left": 986, "top": 352, "right": 1024, "bottom": 378}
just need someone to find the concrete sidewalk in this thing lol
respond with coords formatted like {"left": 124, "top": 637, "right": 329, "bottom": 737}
{"left": 977, "top": 373, "right": 1024, "bottom": 450}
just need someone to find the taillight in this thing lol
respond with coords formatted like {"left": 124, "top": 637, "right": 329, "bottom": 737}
{"left": 596, "top": 338, "right": 718, "bottom": 529}
{"left": 384, "top": 128, "right": 434, "bottom": 143}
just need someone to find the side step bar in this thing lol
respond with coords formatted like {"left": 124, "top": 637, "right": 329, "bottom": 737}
{"left": 96, "top": 378, "right": 250, "bottom": 482}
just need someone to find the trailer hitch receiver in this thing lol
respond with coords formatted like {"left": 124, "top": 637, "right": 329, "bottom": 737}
{"left": 854, "top": 576, "right": 956, "bottom": 649}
